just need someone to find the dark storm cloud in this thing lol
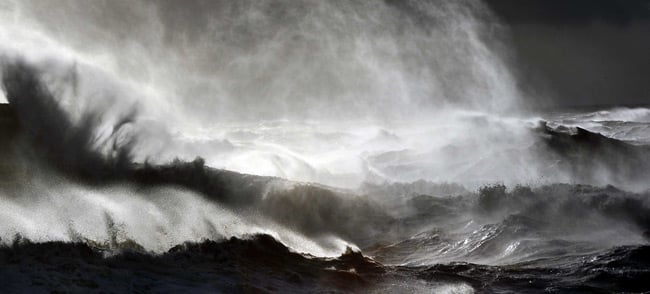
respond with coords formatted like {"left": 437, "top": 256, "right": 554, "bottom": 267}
{"left": 484, "top": 0, "right": 650, "bottom": 25}
{"left": 484, "top": 0, "right": 650, "bottom": 108}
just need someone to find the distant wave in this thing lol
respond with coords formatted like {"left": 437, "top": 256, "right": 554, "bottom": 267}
{"left": 532, "top": 120, "right": 650, "bottom": 189}
{"left": 543, "top": 107, "right": 650, "bottom": 146}
{"left": 575, "top": 107, "right": 650, "bottom": 123}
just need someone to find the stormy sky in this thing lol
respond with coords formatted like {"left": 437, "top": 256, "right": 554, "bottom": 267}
{"left": 485, "top": 0, "right": 650, "bottom": 108}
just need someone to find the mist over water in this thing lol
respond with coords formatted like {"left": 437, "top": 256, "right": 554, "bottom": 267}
{"left": 0, "top": 0, "right": 537, "bottom": 188}
{"left": 4, "top": 0, "right": 521, "bottom": 117}
{"left": 1, "top": 0, "right": 650, "bottom": 292}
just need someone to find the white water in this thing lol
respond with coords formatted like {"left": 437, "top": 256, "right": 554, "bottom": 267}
{"left": 2, "top": 0, "right": 649, "bottom": 263}
{"left": 0, "top": 181, "right": 350, "bottom": 257}
{"left": 0, "top": 0, "right": 537, "bottom": 188}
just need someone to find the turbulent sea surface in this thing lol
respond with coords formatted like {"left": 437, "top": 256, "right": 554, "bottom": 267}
{"left": 2, "top": 81, "right": 650, "bottom": 292}
{"left": 0, "top": 0, "right": 649, "bottom": 293}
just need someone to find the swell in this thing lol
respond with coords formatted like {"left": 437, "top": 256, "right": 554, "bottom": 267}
{"left": 2, "top": 234, "right": 648, "bottom": 293}
{"left": 0, "top": 234, "right": 384, "bottom": 293}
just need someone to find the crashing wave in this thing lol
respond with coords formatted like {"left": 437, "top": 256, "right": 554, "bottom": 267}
{"left": 2, "top": 58, "right": 650, "bottom": 293}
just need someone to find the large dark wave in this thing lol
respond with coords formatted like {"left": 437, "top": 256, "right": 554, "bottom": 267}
{"left": 0, "top": 234, "right": 384, "bottom": 293}
{"left": 2, "top": 234, "right": 648, "bottom": 293}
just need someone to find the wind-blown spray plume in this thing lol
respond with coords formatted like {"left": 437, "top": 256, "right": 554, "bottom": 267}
{"left": 2, "top": 61, "right": 135, "bottom": 181}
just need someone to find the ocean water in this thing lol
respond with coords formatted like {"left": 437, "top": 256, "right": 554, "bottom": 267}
{"left": 0, "top": 0, "right": 649, "bottom": 293}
